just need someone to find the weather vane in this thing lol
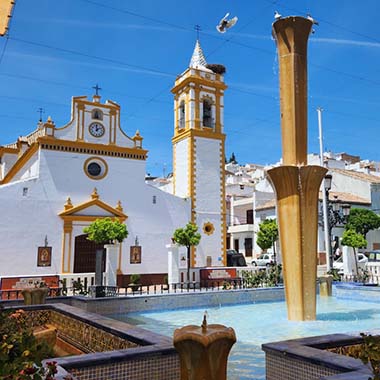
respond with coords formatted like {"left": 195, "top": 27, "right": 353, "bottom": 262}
{"left": 37, "top": 107, "right": 45, "bottom": 122}
{"left": 92, "top": 84, "right": 102, "bottom": 96}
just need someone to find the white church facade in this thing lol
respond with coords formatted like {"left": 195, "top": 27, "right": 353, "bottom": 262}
{"left": 0, "top": 40, "right": 227, "bottom": 286}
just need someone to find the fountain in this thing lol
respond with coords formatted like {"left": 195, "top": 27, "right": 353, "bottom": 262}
{"left": 173, "top": 312, "right": 236, "bottom": 380}
{"left": 268, "top": 16, "right": 327, "bottom": 321}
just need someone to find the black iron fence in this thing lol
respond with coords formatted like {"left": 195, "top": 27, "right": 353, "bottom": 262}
{"left": 0, "top": 278, "right": 274, "bottom": 300}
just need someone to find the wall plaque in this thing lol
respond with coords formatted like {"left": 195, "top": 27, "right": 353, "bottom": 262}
{"left": 130, "top": 246, "right": 141, "bottom": 264}
{"left": 37, "top": 246, "right": 52, "bottom": 267}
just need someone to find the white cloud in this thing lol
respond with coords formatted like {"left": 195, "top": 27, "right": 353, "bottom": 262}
{"left": 311, "top": 37, "right": 380, "bottom": 49}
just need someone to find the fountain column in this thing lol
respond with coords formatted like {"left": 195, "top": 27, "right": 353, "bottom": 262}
{"left": 268, "top": 16, "right": 327, "bottom": 321}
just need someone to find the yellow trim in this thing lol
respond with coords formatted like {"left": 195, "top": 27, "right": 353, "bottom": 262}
{"left": 83, "top": 156, "right": 109, "bottom": 180}
{"left": 61, "top": 215, "right": 126, "bottom": 222}
{"left": 76, "top": 98, "right": 120, "bottom": 111}
{"left": 194, "top": 86, "right": 200, "bottom": 129}
{"left": 68, "top": 229, "right": 72, "bottom": 273}
{"left": 220, "top": 141, "right": 227, "bottom": 265}
{"left": 171, "top": 64, "right": 227, "bottom": 267}
{"left": 38, "top": 137, "right": 148, "bottom": 160}
{"left": 118, "top": 243, "right": 122, "bottom": 274}
{"left": 188, "top": 137, "right": 197, "bottom": 267}
{"left": 171, "top": 72, "right": 227, "bottom": 94}
{"left": 0, "top": 143, "right": 39, "bottom": 185}
{"left": 81, "top": 105, "right": 85, "bottom": 140}
{"left": 109, "top": 111, "right": 113, "bottom": 144}
{"left": 172, "top": 128, "right": 225, "bottom": 145}
{"left": 61, "top": 231, "right": 66, "bottom": 273}
{"left": 62, "top": 221, "right": 73, "bottom": 273}
{"left": 59, "top": 192, "right": 127, "bottom": 273}
{"left": 215, "top": 92, "right": 221, "bottom": 133}
{"left": 112, "top": 110, "right": 117, "bottom": 144}
{"left": 0, "top": 146, "right": 18, "bottom": 156}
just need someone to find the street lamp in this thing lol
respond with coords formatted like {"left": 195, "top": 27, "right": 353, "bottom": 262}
{"left": 322, "top": 174, "right": 351, "bottom": 269}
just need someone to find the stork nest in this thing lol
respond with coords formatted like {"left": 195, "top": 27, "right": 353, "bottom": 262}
{"left": 206, "top": 64, "right": 226, "bottom": 74}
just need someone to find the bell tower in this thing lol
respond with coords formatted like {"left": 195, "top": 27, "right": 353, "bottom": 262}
{"left": 171, "top": 39, "right": 227, "bottom": 267}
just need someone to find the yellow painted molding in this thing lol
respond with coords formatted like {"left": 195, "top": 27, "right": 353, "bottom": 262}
{"left": 171, "top": 74, "right": 227, "bottom": 94}
{"left": 38, "top": 137, "right": 148, "bottom": 160}
{"left": 172, "top": 129, "right": 225, "bottom": 145}
{"left": 59, "top": 199, "right": 127, "bottom": 220}
{"left": 75, "top": 98, "right": 120, "bottom": 111}
{"left": 0, "top": 143, "right": 39, "bottom": 185}
{"left": 0, "top": 146, "right": 18, "bottom": 156}
{"left": 60, "top": 215, "right": 126, "bottom": 222}
{"left": 83, "top": 156, "right": 109, "bottom": 180}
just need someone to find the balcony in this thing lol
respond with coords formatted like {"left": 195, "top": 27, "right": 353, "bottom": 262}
{"left": 228, "top": 224, "right": 254, "bottom": 234}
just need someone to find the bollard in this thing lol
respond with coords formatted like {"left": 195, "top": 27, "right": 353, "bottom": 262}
{"left": 319, "top": 275, "right": 333, "bottom": 296}
{"left": 173, "top": 313, "right": 236, "bottom": 380}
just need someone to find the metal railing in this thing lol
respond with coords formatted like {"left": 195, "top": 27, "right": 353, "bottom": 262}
{"left": 0, "top": 278, "right": 273, "bottom": 300}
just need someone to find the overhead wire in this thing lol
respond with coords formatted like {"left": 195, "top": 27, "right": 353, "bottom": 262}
{"left": 1, "top": 1, "right": 378, "bottom": 148}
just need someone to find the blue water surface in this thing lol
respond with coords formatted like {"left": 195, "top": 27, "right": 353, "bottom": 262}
{"left": 113, "top": 297, "right": 380, "bottom": 379}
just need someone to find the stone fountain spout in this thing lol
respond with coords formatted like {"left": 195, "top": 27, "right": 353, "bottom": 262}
{"left": 173, "top": 312, "right": 236, "bottom": 380}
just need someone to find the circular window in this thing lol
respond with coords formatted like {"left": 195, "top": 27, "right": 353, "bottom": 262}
{"left": 84, "top": 157, "right": 108, "bottom": 180}
{"left": 87, "top": 162, "right": 101, "bottom": 176}
{"left": 203, "top": 222, "right": 215, "bottom": 236}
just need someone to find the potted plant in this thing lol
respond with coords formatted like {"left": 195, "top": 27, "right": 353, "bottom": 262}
{"left": 129, "top": 274, "right": 141, "bottom": 291}
{"left": 83, "top": 217, "right": 128, "bottom": 294}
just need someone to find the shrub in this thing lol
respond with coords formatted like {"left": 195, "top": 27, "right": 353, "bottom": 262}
{"left": 0, "top": 307, "right": 56, "bottom": 379}
{"left": 130, "top": 274, "right": 141, "bottom": 284}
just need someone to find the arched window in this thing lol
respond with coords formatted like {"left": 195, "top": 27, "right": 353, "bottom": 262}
{"left": 203, "top": 99, "right": 213, "bottom": 128}
{"left": 179, "top": 100, "right": 185, "bottom": 129}
{"left": 92, "top": 109, "right": 103, "bottom": 120}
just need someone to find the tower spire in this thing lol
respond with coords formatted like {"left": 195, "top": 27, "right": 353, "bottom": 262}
{"left": 189, "top": 39, "right": 210, "bottom": 71}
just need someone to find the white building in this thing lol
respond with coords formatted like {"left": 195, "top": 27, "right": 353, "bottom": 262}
{"left": 0, "top": 39, "right": 227, "bottom": 286}
{"left": 226, "top": 155, "right": 380, "bottom": 263}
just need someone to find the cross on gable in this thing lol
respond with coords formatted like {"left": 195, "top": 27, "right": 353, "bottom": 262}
{"left": 92, "top": 84, "right": 102, "bottom": 96}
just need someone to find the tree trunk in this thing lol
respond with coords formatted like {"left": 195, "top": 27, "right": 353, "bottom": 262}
{"left": 187, "top": 246, "right": 191, "bottom": 283}
{"left": 353, "top": 247, "right": 359, "bottom": 279}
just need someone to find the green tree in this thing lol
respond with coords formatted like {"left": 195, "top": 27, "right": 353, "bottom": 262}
{"left": 228, "top": 152, "right": 237, "bottom": 164}
{"left": 173, "top": 222, "right": 201, "bottom": 282}
{"left": 83, "top": 217, "right": 128, "bottom": 244}
{"left": 256, "top": 219, "right": 279, "bottom": 262}
{"left": 341, "top": 229, "right": 367, "bottom": 275}
{"left": 346, "top": 208, "right": 380, "bottom": 237}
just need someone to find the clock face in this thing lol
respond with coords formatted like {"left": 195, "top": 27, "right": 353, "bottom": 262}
{"left": 89, "top": 122, "right": 105, "bottom": 137}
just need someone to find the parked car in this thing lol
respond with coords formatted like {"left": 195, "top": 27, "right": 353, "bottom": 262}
{"left": 251, "top": 253, "right": 275, "bottom": 267}
{"left": 333, "top": 253, "right": 368, "bottom": 274}
{"left": 226, "top": 249, "right": 247, "bottom": 267}
{"left": 366, "top": 250, "right": 380, "bottom": 263}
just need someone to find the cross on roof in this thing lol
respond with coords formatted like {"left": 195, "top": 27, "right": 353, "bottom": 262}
{"left": 37, "top": 107, "right": 45, "bottom": 122}
{"left": 92, "top": 84, "right": 102, "bottom": 96}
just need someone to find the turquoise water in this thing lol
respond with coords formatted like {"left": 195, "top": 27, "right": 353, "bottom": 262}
{"left": 114, "top": 297, "right": 380, "bottom": 379}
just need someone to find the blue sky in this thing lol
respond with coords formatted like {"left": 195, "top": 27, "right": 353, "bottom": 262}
{"left": 0, "top": 0, "right": 379, "bottom": 176}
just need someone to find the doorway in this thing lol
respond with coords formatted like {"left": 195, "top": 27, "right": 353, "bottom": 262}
{"left": 74, "top": 234, "right": 105, "bottom": 273}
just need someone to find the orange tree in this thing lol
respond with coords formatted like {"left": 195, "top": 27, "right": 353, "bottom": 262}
{"left": 172, "top": 222, "right": 201, "bottom": 283}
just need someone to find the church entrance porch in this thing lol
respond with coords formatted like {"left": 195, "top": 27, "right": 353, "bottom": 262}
{"left": 74, "top": 234, "right": 105, "bottom": 273}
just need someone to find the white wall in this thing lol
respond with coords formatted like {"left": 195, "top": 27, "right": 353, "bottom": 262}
{"left": 0, "top": 148, "right": 191, "bottom": 278}
{"left": 194, "top": 137, "right": 223, "bottom": 267}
